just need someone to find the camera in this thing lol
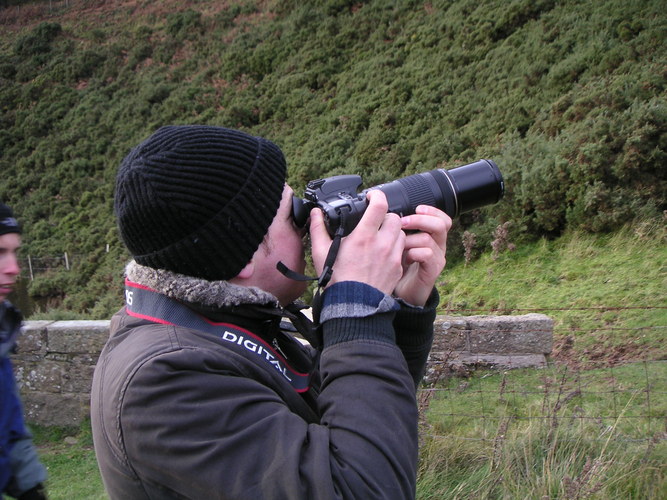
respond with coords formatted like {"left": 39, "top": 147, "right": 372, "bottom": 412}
{"left": 292, "top": 159, "right": 505, "bottom": 237}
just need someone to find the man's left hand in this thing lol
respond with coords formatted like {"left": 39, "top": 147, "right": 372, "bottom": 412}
{"left": 393, "top": 205, "right": 452, "bottom": 306}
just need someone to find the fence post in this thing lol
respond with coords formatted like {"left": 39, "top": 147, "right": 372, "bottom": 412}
{"left": 64, "top": 252, "right": 69, "bottom": 270}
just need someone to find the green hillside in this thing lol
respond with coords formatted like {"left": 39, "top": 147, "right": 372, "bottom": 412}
{"left": 0, "top": 0, "right": 665, "bottom": 318}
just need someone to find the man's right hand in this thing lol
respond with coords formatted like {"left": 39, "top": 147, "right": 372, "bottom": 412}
{"left": 309, "top": 190, "right": 406, "bottom": 295}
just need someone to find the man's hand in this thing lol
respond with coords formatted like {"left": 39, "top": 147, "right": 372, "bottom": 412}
{"left": 309, "top": 190, "right": 406, "bottom": 295}
{"left": 393, "top": 205, "right": 452, "bottom": 306}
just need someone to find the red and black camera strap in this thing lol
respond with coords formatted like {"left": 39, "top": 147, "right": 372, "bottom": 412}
{"left": 123, "top": 280, "right": 311, "bottom": 393}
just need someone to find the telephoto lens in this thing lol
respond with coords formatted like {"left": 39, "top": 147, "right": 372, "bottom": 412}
{"left": 374, "top": 159, "right": 504, "bottom": 219}
{"left": 293, "top": 159, "right": 504, "bottom": 237}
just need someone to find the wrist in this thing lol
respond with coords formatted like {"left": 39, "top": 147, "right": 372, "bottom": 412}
{"left": 394, "top": 288, "right": 439, "bottom": 346}
{"left": 319, "top": 281, "right": 400, "bottom": 348}
{"left": 320, "top": 281, "right": 398, "bottom": 323}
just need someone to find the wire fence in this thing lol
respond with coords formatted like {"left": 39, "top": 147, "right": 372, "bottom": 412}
{"left": 18, "top": 253, "right": 78, "bottom": 279}
{"left": 418, "top": 304, "right": 666, "bottom": 446}
{"left": 18, "top": 251, "right": 115, "bottom": 279}
{"left": 419, "top": 361, "right": 665, "bottom": 443}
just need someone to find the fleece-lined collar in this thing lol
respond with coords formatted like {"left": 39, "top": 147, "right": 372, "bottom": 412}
{"left": 125, "top": 260, "right": 280, "bottom": 310}
{"left": 125, "top": 261, "right": 318, "bottom": 348}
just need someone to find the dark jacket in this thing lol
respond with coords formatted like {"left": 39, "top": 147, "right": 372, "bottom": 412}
{"left": 0, "top": 301, "right": 47, "bottom": 498}
{"left": 91, "top": 262, "right": 436, "bottom": 500}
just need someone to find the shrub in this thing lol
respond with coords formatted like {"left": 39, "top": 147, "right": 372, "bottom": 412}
{"left": 166, "top": 9, "right": 203, "bottom": 41}
{"left": 1, "top": 0, "right": 665, "bottom": 316}
{"left": 13, "top": 22, "right": 62, "bottom": 56}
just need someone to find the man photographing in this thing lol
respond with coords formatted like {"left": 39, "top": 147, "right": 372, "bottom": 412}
{"left": 0, "top": 202, "right": 48, "bottom": 500}
{"left": 91, "top": 125, "right": 451, "bottom": 499}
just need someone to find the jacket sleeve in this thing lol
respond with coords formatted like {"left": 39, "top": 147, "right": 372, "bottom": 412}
{"left": 0, "top": 359, "right": 47, "bottom": 498}
{"left": 1, "top": 303, "right": 47, "bottom": 497}
{"left": 6, "top": 430, "right": 47, "bottom": 498}
{"left": 393, "top": 288, "right": 438, "bottom": 388}
{"left": 314, "top": 281, "right": 421, "bottom": 499}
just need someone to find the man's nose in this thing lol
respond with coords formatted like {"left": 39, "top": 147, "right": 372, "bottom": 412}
{"left": 2, "top": 256, "right": 20, "bottom": 276}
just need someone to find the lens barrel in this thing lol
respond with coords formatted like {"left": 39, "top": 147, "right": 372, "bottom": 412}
{"left": 371, "top": 159, "right": 504, "bottom": 219}
{"left": 442, "top": 159, "right": 505, "bottom": 216}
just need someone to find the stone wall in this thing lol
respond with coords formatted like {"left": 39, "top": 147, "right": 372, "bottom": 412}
{"left": 425, "top": 313, "right": 554, "bottom": 382}
{"left": 14, "top": 320, "right": 109, "bottom": 427}
{"left": 13, "top": 314, "right": 553, "bottom": 427}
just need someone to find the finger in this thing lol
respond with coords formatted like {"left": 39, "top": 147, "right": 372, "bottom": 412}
{"left": 353, "top": 190, "right": 389, "bottom": 234}
{"left": 403, "top": 231, "right": 438, "bottom": 255}
{"left": 380, "top": 211, "right": 403, "bottom": 234}
{"left": 416, "top": 203, "right": 453, "bottom": 221}
{"left": 403, "top": 246, "right": 435, "bottom": 266}
{"left": 308, "top": 208, "right": 332, "bottom": 273}
{"left": 404, "top": 205, "right": 452, "bottom": 229}
{"left": 402, "top": 231, "right": 446, "bottom": 273}
{"left": 401, "top": 207, "right": 451, "bottom": 248}
{"left": 309, "top": 207, "right": 330, "bottom": 241}
{"left": 383, "top": 213, "right": 406, "bottom": 259}
{"left": 401, "top": 245, "right": 446, "bottom": 290}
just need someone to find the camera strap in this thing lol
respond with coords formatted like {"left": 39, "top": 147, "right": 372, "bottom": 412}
{"left": 277, "top": 212, "right": 346, "bottom": 290}
{"left": 277, "top": 210, "right": 348, "bottom": 345}
{"left": 124, "top": 280, "right": 312, "bottom": 392}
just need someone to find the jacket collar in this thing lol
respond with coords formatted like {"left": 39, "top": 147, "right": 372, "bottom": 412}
{"left": 125, "top": 261, "right": 317, "bottom": 346}
{"left": 125, "top": 261, "right": 291, "bottom": 334}
{"left": 126, "top": 260, "right": 280, "bottom": 310}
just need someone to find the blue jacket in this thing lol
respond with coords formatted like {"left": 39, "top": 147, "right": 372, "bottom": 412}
{"left": 0, "top": 301, "right": 47, "bottom": 497}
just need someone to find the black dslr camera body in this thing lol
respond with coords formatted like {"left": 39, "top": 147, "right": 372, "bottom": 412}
{"left": 292, "top": 159, "right": 505, "bottom": 237}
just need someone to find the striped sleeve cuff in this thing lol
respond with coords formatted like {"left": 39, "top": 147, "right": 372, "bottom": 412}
{"left": 319, "top": 281, "right": 400, "bottom": 347}
{"left": 319, "top": 281, "right": 399, "bottom": 323}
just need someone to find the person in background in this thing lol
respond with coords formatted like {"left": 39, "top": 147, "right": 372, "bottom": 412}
{"left": 91, "top": 125, "right": 452, "bottom": 499}
{"left": 0, "top": 202, "right": 48, "bottom": 500}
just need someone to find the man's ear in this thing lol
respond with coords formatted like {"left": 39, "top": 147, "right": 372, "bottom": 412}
{"left": 235, "top": 260, "right": 255, "bottom": 280}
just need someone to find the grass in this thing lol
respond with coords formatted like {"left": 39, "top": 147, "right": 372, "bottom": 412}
{"left": 30, "top": 422, "right": 106, "bottom": 500}
{"left": 425, "top": 363, "right": 666, "bottom": 440}
{"left": 417, "top": 363, "right": 667, "bottom": 499}
{"left": 419, "top": 221, "right": 667, "bottom": 498}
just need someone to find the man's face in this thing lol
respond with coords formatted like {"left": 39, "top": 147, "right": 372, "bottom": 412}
{"left": 240, "top": 184, "right": 309, "bottom": 306}
{"left": 0, "top": 232, "right": 21, "bottom": 302}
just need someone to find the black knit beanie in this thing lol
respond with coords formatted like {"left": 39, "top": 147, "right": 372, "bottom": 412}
{"left": 114, "top": 125, "right": 287, "bottom": 281}
{"left": 0, "top": 202, "right": 21, "bottom": 236}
